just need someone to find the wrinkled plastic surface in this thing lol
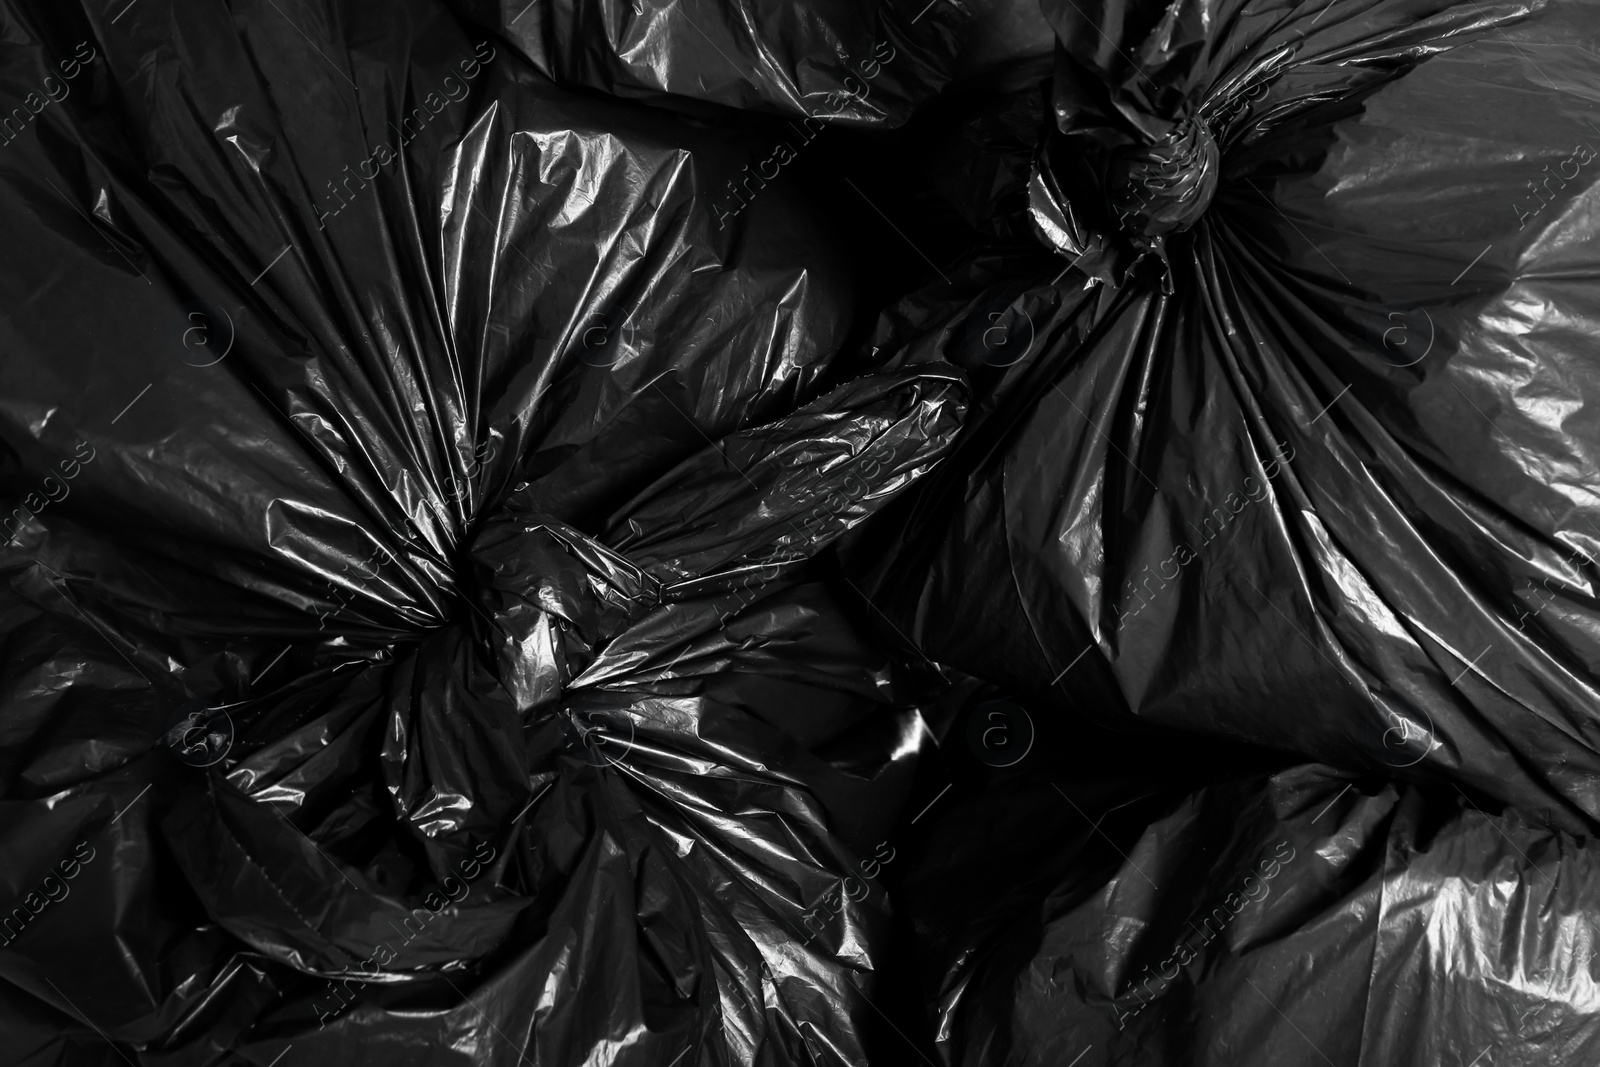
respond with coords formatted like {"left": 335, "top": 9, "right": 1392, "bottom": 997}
{"left": 850, "top": 0, "right": 1600, "bottom": 836}
{"left": 903, "top": 760, "right": 1600, "bottom": 1066}
{"left": 445, "top": 0, "right": 968, "bottom": 126}
{"left": 9, "top": 0, "right": 1600, "bottom": 1062}
{"left": 0, "top": 0, "right": 967, "bottom": 1062}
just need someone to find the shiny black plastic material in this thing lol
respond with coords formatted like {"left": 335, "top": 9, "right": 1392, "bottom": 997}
{"left": 158, "top": 366, "right": 963, "bottom": 1064}
{"left": 445, "top": 0, "right": 968, "bottom": 126}
{"left": 850, "top": 0, "right": 1600, "bottom": 833}
{"left": 906, "top": 763, "right": 1600, "bottom": 1066}
{"left": 0, "top": 0, "right": 968, "bottom": 1061}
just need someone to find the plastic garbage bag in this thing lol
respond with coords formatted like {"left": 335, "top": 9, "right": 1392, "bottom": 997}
{"left": 8, "top": 0, "right": 1599, "bottom": 1063}
{"left": 154, "top": 365, "right": 963, "bottom": 1065}
{"left": 846, "top": 0, "right": 1600, "bottom": 834}
{"left": 0, "top": 0, "right": 967, "bottom": 1060}
{"left": 901, "top": 760, "right": 1600, "bottom": 1066}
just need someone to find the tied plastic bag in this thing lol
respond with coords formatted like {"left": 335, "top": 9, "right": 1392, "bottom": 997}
{"left": 160, "top": 367, "right": 963, "bottom": 1064}
{"left": 848, "top": 0, "right": 1600, "bottom": 833}
{"left": 0, "top": 0, "right": 967, "bottom": 1060}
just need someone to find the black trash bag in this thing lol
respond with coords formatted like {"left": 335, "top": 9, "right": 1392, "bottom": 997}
{"left": 0, "top": 0, "right": 967, "bottom": 1060}
{"left": 443, "top": 0, "right": 968, "bottom": 126}
{"left": 847, "top": 0, "right": 1600, "bottom": 833}
{"left": 902, "top": 761, "right": 1600, "bottom": 1066}
{"left": 156, "top": 366, "right": 963, "bottom": 1065}
{"left": 2, "top": 363, "right": 963, "bottom": 1066}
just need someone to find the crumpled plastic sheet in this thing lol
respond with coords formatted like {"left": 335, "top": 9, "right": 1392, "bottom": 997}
{"left": 848, "top": 0, "right": 1600, "bottom": 834}
{"left": 0, "top": 0, "right": 968, "bottom": 1062}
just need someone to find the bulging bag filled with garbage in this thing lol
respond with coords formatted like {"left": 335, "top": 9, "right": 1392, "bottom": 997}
{"left": 847, "top": 0, "right": 1600, "bottom": 833}
{"left": 0, "top": 0, "right": 967, "bottom": 1060}
{"left": 899, "top": 758, "right": 1600, "bottom": 1066}
{"left": 10, "top": 0, "right": 1600, "bottom": 1062}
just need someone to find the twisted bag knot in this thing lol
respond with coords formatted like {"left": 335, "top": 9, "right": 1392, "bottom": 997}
{"left": 469, "top": 513, "right": 661, "bottom": 715}
{"left": 1106, "top": 119, "right": 1220, "bottom": 245}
